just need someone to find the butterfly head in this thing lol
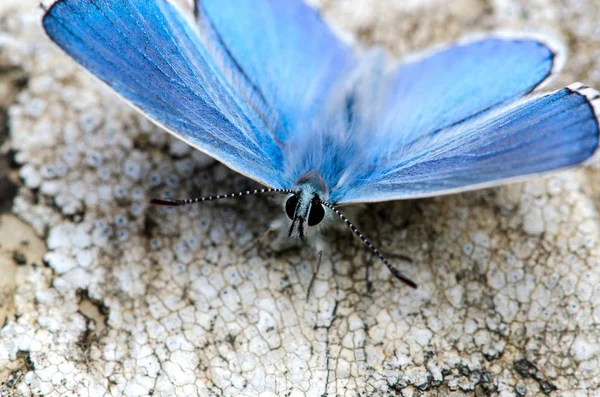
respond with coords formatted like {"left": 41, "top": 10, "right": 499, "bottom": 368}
{"left": 284, "top": 173, "right": 330, "bottom": 240}
{"left": 285, "top": 188, "right": 326, "bottom": 241}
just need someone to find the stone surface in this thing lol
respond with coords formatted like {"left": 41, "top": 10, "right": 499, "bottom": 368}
{"left": 1, "top": 0, "right": 600, "bottom": 396}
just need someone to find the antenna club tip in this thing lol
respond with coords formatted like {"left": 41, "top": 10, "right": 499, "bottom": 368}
{"left": 405, "top": 280, "right": 418, "bottom": 289}
{"left": 389, "top": 266, "right": 418, "bottom": 288}
{"left": 150, "top": 198, "right": 183, "bottom": 206}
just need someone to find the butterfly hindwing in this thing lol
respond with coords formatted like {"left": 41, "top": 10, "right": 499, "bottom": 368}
{"left": 334, "top": 83, "right": 600, "bottom": 204}
{"left": 43, "top": 0, "right": 286, "bottom": 188}
{"left": 196, "top": 0, "right": 355, "bottom": 140}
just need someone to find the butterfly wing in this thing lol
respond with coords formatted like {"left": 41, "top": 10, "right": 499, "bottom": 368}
{"left": 333, "top": 83, "right": 600, "bottom": 204}
{"left": 382, "top": 38, "right": 558, "bottom": 145}
{"left": 43, "top": 0, "right": 287, "bottom": 188}
{"left": 196, "top": 0, "right": 355, "bottom": 140}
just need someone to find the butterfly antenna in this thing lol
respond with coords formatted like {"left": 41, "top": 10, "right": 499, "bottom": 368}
{"left": 151, "top": 188, "right": 297, "bottom": 207}
{"left": 317, "top": 199, "right": 417, "bottom": 289}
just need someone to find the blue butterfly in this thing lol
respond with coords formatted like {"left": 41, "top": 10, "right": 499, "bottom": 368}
{"left": 43, "top": 0, "right": 600, "bottom": 288}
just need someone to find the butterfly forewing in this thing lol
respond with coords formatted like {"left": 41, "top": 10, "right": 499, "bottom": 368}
{"left": 43, "top": 0, "right": 286, "bottom": 188}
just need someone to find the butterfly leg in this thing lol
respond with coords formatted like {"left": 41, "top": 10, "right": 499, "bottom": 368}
{"left": 241, "top": 216, "right": 299, "bottom": 254}
{"left": 306, "top": 250, "right": 323, "bottom": 302}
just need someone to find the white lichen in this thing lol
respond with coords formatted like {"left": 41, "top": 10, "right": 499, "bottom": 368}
{"left": 1, "top": 0, "right": 600, "bottom": 396}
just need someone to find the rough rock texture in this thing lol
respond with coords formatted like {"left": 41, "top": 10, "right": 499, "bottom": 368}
{"left": 1, "top": 0, "right": 600, "bottom": 396}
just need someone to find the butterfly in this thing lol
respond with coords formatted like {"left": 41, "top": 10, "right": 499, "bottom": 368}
{"left": 42, "top": 0, "right": 600, "bottom": 289}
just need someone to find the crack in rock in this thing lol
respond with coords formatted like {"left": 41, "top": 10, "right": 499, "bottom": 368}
{"left": 1, "top": 0, "right": 600, "bottom": 396}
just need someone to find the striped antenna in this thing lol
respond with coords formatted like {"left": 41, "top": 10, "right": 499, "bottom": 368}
{"left": 151, "top": 188, "right": 297, "bottom": 207}
{"left": 318, "top": 199, "right": 417, "bottom": 289}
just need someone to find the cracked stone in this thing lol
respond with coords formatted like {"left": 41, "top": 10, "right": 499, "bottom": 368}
{"left": 1, "top": 0, "right": 600, "bottom": 396}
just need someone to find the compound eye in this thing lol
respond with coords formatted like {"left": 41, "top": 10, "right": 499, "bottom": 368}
{"left": 285, "top": 195, "right": 298, "bottom": 220}
{"left": 308, "top": 200, "right": 325, "bottom": 226}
